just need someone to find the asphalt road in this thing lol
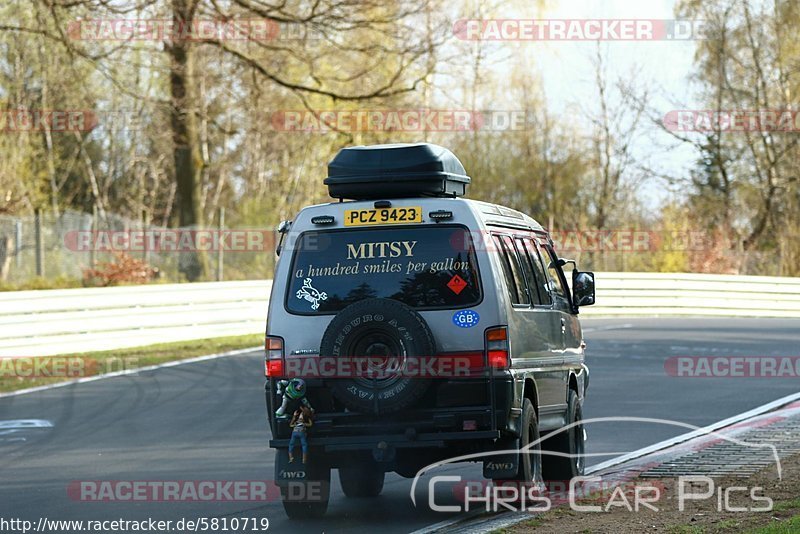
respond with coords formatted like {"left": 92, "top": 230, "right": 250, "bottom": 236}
{"left": 0, "top": 318, "right": 798, "bottom": 533}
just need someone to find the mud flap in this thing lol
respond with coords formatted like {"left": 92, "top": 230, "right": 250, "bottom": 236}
{"left": 274, "top": 449, "right": 330, "bottom": 504}
{"left": 483, "top": 439, "right": 520, "bottom": 479}
{"left": 275, "top": 449, "right": 308, "bottom": 487}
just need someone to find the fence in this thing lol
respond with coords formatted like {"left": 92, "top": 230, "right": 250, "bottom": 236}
{"left": 0, "top": 209, "right": 277, "bottom": 286}
{"left": 2, "top": 273, "right": 799, "bottom": 357}
{"left": 0, "top": 209, "right": 791, "bottom": 289}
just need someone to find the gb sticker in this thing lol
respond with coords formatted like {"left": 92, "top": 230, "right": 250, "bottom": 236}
{"left": 296, "top": 278, "right": 328, "bottom": 310}
{"left": 453, "top": 310, "right": 479, "bottom": 328}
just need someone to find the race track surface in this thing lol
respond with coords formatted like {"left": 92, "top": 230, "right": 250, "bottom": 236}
{"left": 1, "top": 318, "right": 798, "bottom": 533}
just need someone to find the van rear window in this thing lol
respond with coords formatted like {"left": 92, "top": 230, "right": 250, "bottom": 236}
{"left": 286, "top": 225, "right": 481, "bottom": 314}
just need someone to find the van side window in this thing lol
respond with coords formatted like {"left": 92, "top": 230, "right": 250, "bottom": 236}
{"left": 514, "top": 238, "right": 544, "bottom": 305}
{"left": 492, "top": 235, "right": 518, "bottom": 305}
{"left": 492, "top": 235, "right": 529, "bottom": 306}
{"left": 522, "top": 238, "right": 552, "bottom": 306}
{"left": 542, "top": 244, "right": 572, "bottom": 311}
{"left": 500, "top": 236, "right": 530, "bottom": 305}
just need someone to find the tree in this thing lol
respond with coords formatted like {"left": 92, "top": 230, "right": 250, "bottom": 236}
{"left": 9, "top": 0, "right": 447, "bottom": 279}
{"left": 674, "top": 0, "right": 800, "bottom": 275}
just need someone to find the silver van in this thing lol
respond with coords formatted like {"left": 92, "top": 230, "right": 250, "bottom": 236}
{"left": 264, "top": 143, "right": 595, "bottom": 518}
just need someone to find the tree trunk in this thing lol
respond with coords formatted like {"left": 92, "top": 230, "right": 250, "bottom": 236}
{"left": 169, "top": 0, "right": 205, "bottom": 281}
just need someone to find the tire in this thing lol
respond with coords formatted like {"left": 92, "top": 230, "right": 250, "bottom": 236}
{"left": 512, "top": 398, "right": 544, "bottom": 487}
{"left": 542, "top": 389, "right": 585, "bottom": 481}
{"left": 339, "top": 465, "right": 385, "bottom": 498}
{"left": 280, "top": 468, "right": 330, "bottom": 519}
{"left": 281, "top": 496, "right": 328, "bottom": 520}
{"left": 319, "top": 298, "right": 436, "bottom": 414}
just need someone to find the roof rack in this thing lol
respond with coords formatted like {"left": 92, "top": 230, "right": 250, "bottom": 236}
{"left": 325, "top": 143, "right": 471, "bottom": 200}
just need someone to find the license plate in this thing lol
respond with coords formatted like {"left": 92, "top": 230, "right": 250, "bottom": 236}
{"left": 344, "top": 207, "right": 422, "bottom": 226}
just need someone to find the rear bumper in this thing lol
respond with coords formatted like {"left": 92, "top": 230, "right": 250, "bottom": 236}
{"left": 266, "top": 375, "right": 515, "bottom": 451}
{"left": 269, "top": 429, "right": 500, "bottom": 452}
{"left": 270, "top": 402, "right": 508, "bottom": 447}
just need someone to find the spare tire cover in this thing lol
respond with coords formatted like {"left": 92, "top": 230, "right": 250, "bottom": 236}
{"left": 319, "top": 298, "right": 436, "bottom": 414}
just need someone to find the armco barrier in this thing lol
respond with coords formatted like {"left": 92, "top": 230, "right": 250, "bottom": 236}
{"left": 583, "top": 272, "right": 800, "bottom": 318}
{"left": 0, "top": 281, "right": 272, "bottom": 357}
{"left": 2, "top": 273, "right": 799, "bottom": 357}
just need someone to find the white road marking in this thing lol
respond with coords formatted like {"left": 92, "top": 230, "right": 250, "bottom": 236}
{"left": 0, "top": 347, "right": 261, "bottom": 400}
{"left": 411, "top": 390, "right": 800, "bottom": 534}
{"left": 0, "top": 419, "right": 53, "bottom": 429}
{"left": 582, "top": 323, "right": 633, "bottom": 333}
{"left": 587, "top": 390, "right": 800, "bottom": 473}
{"left": 0, "top": 419, "right": 53, "bottom": 442}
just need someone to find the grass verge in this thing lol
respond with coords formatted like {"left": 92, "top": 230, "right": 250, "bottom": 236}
{"left": 0, "top": 334, "right": 263, "bottom": 393}
{"left": 504, "top": 451, "right": 800, "bottom": 534}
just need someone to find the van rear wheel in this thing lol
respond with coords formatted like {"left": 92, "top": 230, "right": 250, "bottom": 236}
{"left": 281, "top": 492, "right": 329, "bottom": 519}
{"left": 339, "top": 464, "right": 385, "bottom": 498}
{"left": 279, "top": 464, "right": 331, "bottom": 519}
{"left": 513, "top": 398, "right": 544, "bottom": 487}
{"left": 542, "top": 389, "right": 585, "bottom": 480}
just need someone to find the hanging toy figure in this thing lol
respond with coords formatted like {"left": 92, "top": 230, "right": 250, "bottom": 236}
{"left": 275, "top": 378, "right": 313, "bottom": 418}
{"left": 288, "top": 406, "right": 313, "bottom": 463}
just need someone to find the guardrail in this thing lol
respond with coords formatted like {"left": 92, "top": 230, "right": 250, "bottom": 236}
{"left": 2, "top": 273, "right": 799, "bottom": 356}
{"left": 0, "top": 281, "right": 272, "bottom": 357}
{"left": 582, "top": 272, "right": 800, "bottom": 318}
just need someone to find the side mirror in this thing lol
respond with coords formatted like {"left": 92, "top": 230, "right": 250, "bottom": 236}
{"left": 572, "top": 271, "right": 596, "bottom": 307}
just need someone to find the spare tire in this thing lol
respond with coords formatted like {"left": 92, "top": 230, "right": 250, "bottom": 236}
{"left": 319, "top": 298, "right": 435, "bottom": 414}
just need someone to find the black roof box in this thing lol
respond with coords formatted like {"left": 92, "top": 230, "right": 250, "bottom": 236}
{"left": 325, "top": 143, "right": 470, "bottom": 200}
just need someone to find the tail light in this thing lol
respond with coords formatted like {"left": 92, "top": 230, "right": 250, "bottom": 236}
{"left": 485, "top": 326, "right": 510, "bottom": 369}
{"left": 265, "top": 336, "right": 284, "bottom": 377}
